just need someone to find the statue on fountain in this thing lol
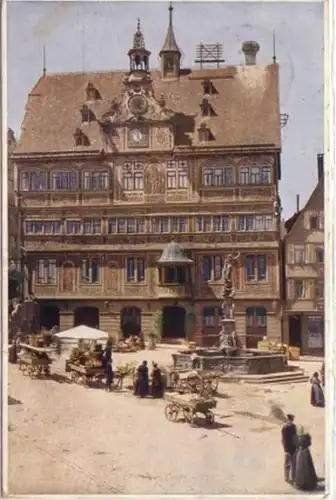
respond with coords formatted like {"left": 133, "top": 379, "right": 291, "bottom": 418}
{"left": 218, "top": 253, "right": 241, "bottom": 354}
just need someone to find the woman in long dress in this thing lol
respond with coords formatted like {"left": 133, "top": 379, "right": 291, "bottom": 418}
{"left": 134, "top": 361, "right": 149, "bottom": 398}
{"left": 150, "top": 362, "right": 164, "bottom": 398}
{"left": 310, "top": 372, "right": 325, "bottom": 407}
{"left": 294, "top": 432, "right": 318, "bottom": 491}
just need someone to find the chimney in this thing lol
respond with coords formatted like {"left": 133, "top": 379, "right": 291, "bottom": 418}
{"left": 317, "top": 153, "right": 324, "bottom": 181}
{"left": 242, "top": 41, "right": 260, "bottom": 65}
{"left": 296, "top": 194, "right": 300, "bottom": 213}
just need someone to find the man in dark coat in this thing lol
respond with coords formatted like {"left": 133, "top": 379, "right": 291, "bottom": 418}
{"left": 294, "top": 432, "right": 318, "bottom": 491}
{"left": 134, "top": 361, "right": 149, "bottom": 398}
{"left": 281, "top": 414, "right": 297, "bottom": 483}
{"left": 105, "top": 358, "right": 114, "bottom": 392}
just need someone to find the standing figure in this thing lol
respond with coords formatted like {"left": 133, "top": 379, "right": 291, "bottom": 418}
{"left": 105, "top": 358, "right": 114, "bottom": 392}
{"left": 281, "top": 414, "right": 298, "bottom": 483}
{"left": 103, "top": 338, "right": 113, "bottom": 368}
{"left": 294, "top": 432, "right": 318, "bottom": 491}
{"left": 134, "top": 360, "right": 149, "bottom": 398}
{"left": 150, "top": 362, "right": 164, "bottom": 398}
{"left": 310, "top": 372, "right": 325, "bottom": 407}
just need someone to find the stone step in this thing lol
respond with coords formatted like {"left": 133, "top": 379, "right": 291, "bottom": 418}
{"left": 220, "top": 370, "right": 309, "bottom": 385}
{"left": 248, "top": 375, "right": 309, "bottom": 385}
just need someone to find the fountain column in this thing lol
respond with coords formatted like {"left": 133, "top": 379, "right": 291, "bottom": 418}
{"left": 218, "top": 253, "right": 241, "bottom": 356}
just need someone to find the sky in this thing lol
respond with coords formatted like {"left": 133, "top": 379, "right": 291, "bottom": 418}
{"left": 7, "top": 1, "right": 324, "bottom": 219}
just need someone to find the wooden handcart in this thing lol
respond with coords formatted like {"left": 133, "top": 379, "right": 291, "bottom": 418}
{"left": 168, "top": 369, "right": 220, "bottom": 397}
{"left": 164, "top": 393, "right": 217, "bottom": 425}
{"left": 18, "top": 343, "right": 53, "bottom": 378}
{"left": 67, "top": 363, "right": 105, "bottom": 387}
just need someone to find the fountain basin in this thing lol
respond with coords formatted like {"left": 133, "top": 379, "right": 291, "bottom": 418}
{"left": 172, "top": 350, "right": 288, "bottom": 375}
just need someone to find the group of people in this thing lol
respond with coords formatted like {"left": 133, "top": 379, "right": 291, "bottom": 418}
{"left": 133, "top": 360, "right": 165, "bottom": 398}
{"left": 281, "top": 414, "right": 319, "bottom": 491}
{"left": 102, "top": 344, "right": 165, "bottom": 398}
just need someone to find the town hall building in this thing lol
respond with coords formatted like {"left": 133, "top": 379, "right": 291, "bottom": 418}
{"left": 12, "top": 5, "right": 283, "bottom": 346}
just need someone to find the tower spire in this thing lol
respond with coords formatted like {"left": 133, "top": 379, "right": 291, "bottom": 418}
{"left": 160, "top": 1, "right": 181, "bottom": 55}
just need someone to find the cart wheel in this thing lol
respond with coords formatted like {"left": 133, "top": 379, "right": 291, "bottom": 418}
{"left": 164, "top": 403, "right": 179, "bottom": 422}
{"left": 70, "top": 371, "right": 77, "bottom": 382}
{"left": 206, "top": 411, "right": 215, "bottom": 425}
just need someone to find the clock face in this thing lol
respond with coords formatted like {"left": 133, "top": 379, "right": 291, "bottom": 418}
{"left": 128, "top": 94, "right": 148, "bottom": 115}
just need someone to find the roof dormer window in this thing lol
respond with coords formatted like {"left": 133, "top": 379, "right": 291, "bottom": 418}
{"left": 200, "top": 98, "right": 217, "bottom": 117}
{"left": 80, "top": 105, "right": 96, "bottom": 123}
{"left": 198, "top": 123, "right": 214, "bottom": 142}
{"left": 86, "top": 83, "right": 101, "bottom": 101}
{"left": 202, "top": 80, "right": 217, "bottom": 96}
{"left": 74, "top": 128, "right": 90, "bottom": 147}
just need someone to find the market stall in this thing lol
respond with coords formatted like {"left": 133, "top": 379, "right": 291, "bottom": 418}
{"left": 54, "top": 325, "right": 109, "bottom": 388}
{"left": 18, "top": 343, "right": 54, "bottom": 378}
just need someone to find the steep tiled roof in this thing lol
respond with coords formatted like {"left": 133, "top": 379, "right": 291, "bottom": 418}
{"left": 14, "top": 63, "right": 281, "bottom": 155}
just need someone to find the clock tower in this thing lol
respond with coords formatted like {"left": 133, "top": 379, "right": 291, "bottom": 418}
{"left": 127, "top": 18, "right": 151, "bottom": 75}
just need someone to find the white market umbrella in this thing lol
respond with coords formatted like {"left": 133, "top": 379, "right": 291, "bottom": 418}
{"left": 54, "top": 325, "right": 109, "bottom": 341}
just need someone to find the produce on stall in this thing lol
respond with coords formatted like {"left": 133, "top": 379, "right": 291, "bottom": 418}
{"left": 18, "top": 343, "right": 54, "bottom": 378}
{"left": 114, "top": 335, "right": 144, "bottom": 353}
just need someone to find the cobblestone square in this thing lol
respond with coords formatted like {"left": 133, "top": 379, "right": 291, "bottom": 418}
{"left": 8, "top": 349, "right": 325, "bottom": 495}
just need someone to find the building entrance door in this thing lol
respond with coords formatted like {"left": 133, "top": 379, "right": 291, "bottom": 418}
{"left": 162, "top": 306, "right": 186, "bottom": 339}
{"left": 74, "top": 307, "right": 99, "bottom": 329}
{"left": 289, "top": 315, "right": 302, "bottom": 347}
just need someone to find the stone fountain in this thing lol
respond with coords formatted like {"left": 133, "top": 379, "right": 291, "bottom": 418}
{"left": 172, "top": 254, "right": 298, "bottom": 379}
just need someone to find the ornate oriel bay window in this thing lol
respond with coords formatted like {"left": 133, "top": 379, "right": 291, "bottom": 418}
{"left": 237, "top": 215, "right": 274, "bottom": 231}
{"left": 157, "top": 241, "right": 194, "bottom": 285}
{"left": 126, "top": 257, "right": 145, "bottom": 282}
{"left": 202, "top": 255, "right": 223, "bottom": 281}
{"left": 196, "top": 215, "right": 230, "bottom": 232}
{"left": 36, "top": 259, "right": 57, "bottom": 285}
{"left": 166, "top": 160, "right": 188, "bottom": 189}
{"left": 122, "top": 162, "right": 144, "bottom": 191}
{"left": 108, "top": 218, "right": 145, "bottom": 234}
{"left": 239, "top": 166, "right": 272, "bottom": 185}
{"left": 245, "top": 254, "right": 267, "bottom": 282}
